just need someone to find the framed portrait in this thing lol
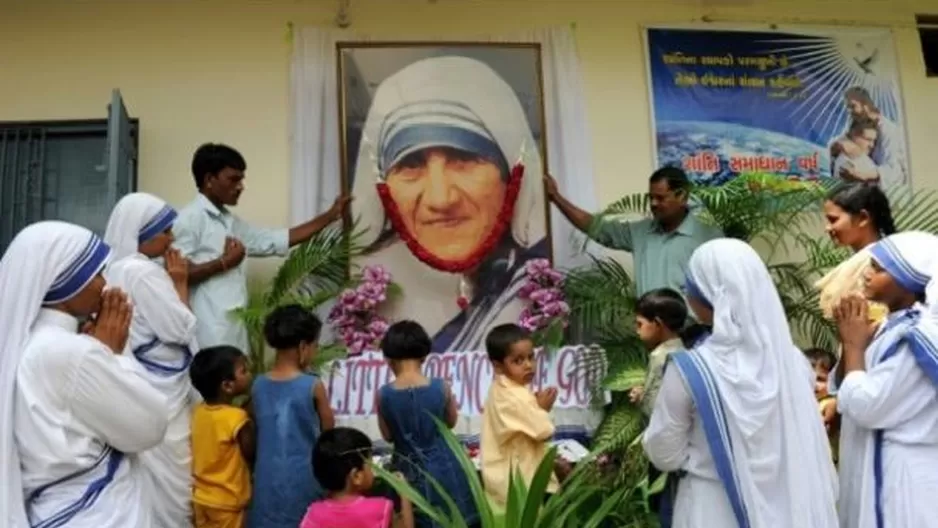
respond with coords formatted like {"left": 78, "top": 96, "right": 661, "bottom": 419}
{"left": 336, "top": 42, "right": 551, "bottom": 353}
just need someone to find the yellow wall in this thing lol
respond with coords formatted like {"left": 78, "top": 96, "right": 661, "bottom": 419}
{"left": 2, "top": 0, "right": 936, "bottom": 278}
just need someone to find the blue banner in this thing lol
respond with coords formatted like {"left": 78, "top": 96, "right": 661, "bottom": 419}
{"left": 646, "top": 27, "right": 910, "bottom": 188}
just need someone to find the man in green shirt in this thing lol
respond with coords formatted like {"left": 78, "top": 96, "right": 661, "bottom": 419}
{"left": 545, "top": 167, "right": 722, "bottom": 296}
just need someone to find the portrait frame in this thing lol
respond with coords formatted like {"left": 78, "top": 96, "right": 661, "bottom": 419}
{"left": 335, "top": 41, "right": 554, "bottom": 269}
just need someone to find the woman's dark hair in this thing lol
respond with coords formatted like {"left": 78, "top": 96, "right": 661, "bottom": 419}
{"left": 189, "top": 345, "right": 244, "bottom": 402}
{"left": 263, "top": 304, "right": 322, "bottom": 350}
{"left": 826, "top": 183, "right": 896, "bottom": 236}
{"left": 635, "top": 288, "right": 687, "bottom": 332}
{"left": 679, "top": 323, "right": 710, "bottom": 349}
{"left": 381, "top": 320, "right": 432, "bottom": 360}
{"left": 312, "top": 427, "right": 373, "bottom": 491}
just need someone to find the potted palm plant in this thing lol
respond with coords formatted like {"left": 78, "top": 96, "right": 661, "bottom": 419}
{"left": 373, "top": 417, "right": 660, "bottom": 527}
{"left": 230, "top": 222, "right": 368, "bottom": 373}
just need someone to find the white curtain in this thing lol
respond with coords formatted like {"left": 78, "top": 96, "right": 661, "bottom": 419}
{"left": 289, "top": 25, "right": 600, "bottom": 270}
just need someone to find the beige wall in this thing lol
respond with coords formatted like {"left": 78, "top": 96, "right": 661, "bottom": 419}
{"left": 2, "top": 0, "right": 936, "bottom": 279}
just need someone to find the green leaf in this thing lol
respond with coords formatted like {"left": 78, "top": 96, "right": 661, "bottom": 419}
{"left": 370, "top": 463, "right": 451, "bottom": 525}
{"left": 602, "top": 367, "right": 646, "bottom": 392}
{"left": 581, "top": 486, "right": 629, "bottom": 528}
{"left": 519, "top": 447, "right": 559, "bottom": 527}
{"left": 429, "top": 417, "right": 497, "bottom": 527}
{"left": 503, "top": 467, "right": 528, "bottom": 527}
{"left": 647, "top": 472, "right": 668, "bottom": 495}
{"left": 533, "top": 319, "right": 566, "bottom": 352}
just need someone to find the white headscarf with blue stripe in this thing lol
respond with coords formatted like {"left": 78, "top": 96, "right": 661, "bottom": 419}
{"left": 104, "top": 193, "right": 177, "bottom": 262}
{"left": 0, "top": 221, "right": 112, "bottom": 528}
{"left": 684, "top": 238, "right": 838, "bottom": 527}
{"left": 870, "top": 231, "right": 938, "bottom": 387}
{"left": 351, "top": 55, "right": 545, "bottom": 251}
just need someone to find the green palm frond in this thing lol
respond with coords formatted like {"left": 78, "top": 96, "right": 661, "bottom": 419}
{"left": 230, "top": 220, "right": 370, "bottom": 373}
{"left": 889, "top": 187, "right": 938, "bottom": 233}
{"left": 692, "top": 173, "right": 831, "bottom": 247}
{"left": 592, "top": 401, "right": 645, "bottom": 454}
{"left": 786, "top": 289, "right": 838, "bottom": 350}
{"left": 796, "top": 233, "right": 850, "bottom": 273}
{"left": 563, "top": 256, "right": 637, "bottom": 334}
{"left": 267, "top": 221, "right": 367, "bottom": 305}
{"left": 601, "top": 192, "right": 650, "bottom": 217}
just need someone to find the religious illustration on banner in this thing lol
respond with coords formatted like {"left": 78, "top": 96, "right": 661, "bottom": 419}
{"left": 337, "top": 43, "right": 551, "bottom": 354}
{"left": 645, "top": 26, "right": 911, "bottom": 189}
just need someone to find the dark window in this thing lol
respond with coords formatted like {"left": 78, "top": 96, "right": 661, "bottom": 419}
{"left": 917, "top": 14, "right": 938, "bottom": 77}
{"left": 0, "top": 119, "right": 139, "bottom": 252}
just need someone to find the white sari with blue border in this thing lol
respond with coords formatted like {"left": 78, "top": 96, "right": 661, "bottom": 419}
{"left": 834, "top": 232, "right": 938, "bottom": 528}
{"left": 669, "top": 349, "right": 751, "bottom": 528}
{"left": 643, "top": 238, "right": 838, "bottom": 528}
{"left": 104, "top": 193, "right": 198, "bottom": 528}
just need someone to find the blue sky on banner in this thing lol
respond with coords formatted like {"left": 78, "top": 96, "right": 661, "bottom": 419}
{"left": 647, "top": 27, "right": 902, "bottom": 148}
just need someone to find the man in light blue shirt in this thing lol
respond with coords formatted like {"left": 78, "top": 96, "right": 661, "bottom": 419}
{"left": 545, "top": 167, "right": 721, "bottom": 296}
{"left": 173, "top": 143, "right": 349, "bottom": 352}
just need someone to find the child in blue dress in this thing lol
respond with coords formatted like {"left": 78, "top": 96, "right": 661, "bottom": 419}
{"left": 248, "top": 304, "right": 336, "bottom": 527}
{"left": 376, "top": 321, "right": 479, "bottom": 528}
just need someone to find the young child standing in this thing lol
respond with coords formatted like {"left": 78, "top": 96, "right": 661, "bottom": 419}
{"left": 375, "top": 320, "right": 478, "bottom": 527}
{"left": 480, "top": 323, "right": 559, "bottom": 511}
{"left": 189, "top": 345, "right": 255, "bottom": 528}
{"left": 301, "top": 427, "right": 414, "bottom": 528}
{"left": 627, "top": 288, "right": 687, "bottom": 528}
{"left": 628, "top": 288, "right": 688, "bottom": 415}
{"left": 248, "top": 304, "right": 336, "bottom": 528}
{"left": 804, "top": 347, "right": 839, "bottom": 464}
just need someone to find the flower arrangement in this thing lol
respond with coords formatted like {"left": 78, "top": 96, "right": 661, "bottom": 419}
{"left": 328, "top": 265, "right": 392, "bottom": 356}
{"left": 518, "top": 258, "right": 569, "bottom": 348}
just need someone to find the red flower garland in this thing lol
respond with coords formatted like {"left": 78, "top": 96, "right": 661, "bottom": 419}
{"left": 376, "top": 163, "right": 525, "bottom": 274}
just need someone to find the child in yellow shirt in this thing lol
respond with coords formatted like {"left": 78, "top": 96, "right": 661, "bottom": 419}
{"left": 480, "top": 324, "right": 560, "bottom": 510}
{"left": 189, "top": 345, "right": 255, "bottom": 527}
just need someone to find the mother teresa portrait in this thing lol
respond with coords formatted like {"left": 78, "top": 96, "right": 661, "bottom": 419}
{"left": 344, "top": 51, "right": 549, "bottom": 353}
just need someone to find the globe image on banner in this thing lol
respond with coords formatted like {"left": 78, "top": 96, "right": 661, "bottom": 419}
{"left": 657, "top": 121, "right": 833, "bottom": 185}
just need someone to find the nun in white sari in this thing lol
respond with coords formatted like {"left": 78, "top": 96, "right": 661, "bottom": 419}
{"left": 0, "top": 221, "right": 169, "bottom": 528}
{"left": 831, "top": 231, "right": 938, "bottom": 528}
{"left": 103, "top": 193, "right": 198, "bottom": 527}
{"left": 642, "top": 238, "right": 839, "bottom": 528}
{"left": 351, "top": 55, "right": 547, "bottom": 352}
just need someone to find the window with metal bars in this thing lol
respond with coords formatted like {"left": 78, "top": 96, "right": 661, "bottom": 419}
{"left": 0, "top": 119, "right": 138, "bottom": 252}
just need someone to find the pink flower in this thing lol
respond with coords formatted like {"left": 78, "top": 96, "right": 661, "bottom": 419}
{"left": 517, "top": 260, "right": 568, "bottom": 335}
{"left": 327, "top": 265, "right": 393, "bottom": 356}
